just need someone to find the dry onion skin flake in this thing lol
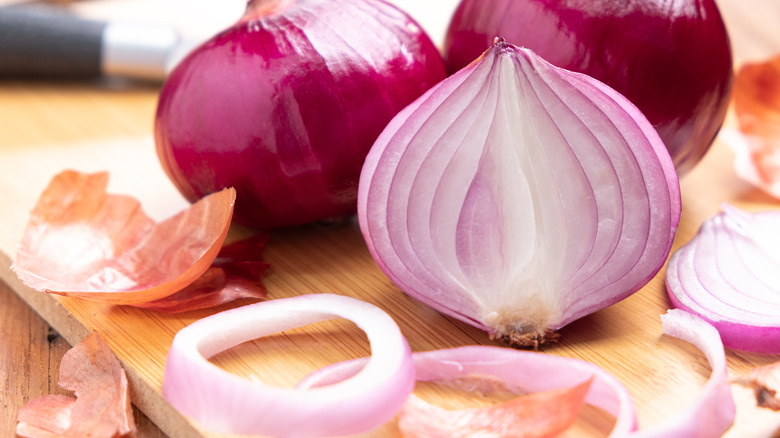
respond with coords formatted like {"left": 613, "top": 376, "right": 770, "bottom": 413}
{"left": 13, "top": 170, "right": 236, "bottom": 305}
{"left": 397, "top": 377, "right": 593, "bottom": 437}
{"left": 358, "top": 39, "right": 681, "bottom": 347}
{"left": 162, "top": 293, "right": 414, "bottom": 437}
{"left": 666, "top": 204, "right": 780, "bottom": 353}
{"left": 16, "top": 332, "right": 136, "bottom": 438}
{"left": 735, "top": 360, "right": 780, "bottom": 411}
{"left": 726, "top": 54, "right": 780, "bottom": 198}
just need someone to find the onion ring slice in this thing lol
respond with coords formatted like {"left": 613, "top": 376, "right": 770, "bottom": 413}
{"left": 162, "top": 293, "right": 414, "bottom": 437}
{"left": 299, "top": 311, "right": 735, "bottom": 437}
{"left": 665, "top": 204, "right": 780, "bottom": 353}
{"left": 13, "top": 170, "right": 235, "bottom": 304}
{"left": 299, "top": 346, "right": 637, "bottom": 437}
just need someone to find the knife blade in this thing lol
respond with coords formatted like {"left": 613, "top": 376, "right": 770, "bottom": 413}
{"left": 0, "top": 6, "right": 204, "bottom": 81}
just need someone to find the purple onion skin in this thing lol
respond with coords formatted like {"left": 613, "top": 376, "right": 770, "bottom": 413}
{"left": 444, "top": 0, "right": 733, "bottom": 174}
{"left": 155, "top": 0, "right": 446, "bottom": 228}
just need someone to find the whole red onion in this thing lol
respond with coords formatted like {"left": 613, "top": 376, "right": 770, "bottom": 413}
{"left": 155, "top": 0, "right": 446, "bottom": 228}
{"left": 443, "top": 0, "right": 733, "bottom": 173}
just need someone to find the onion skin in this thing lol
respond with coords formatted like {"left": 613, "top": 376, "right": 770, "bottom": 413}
{"left": 358, "top": 40, "right": 680, "bottom": 347}
{"left": 443, "top": 0, "right": 733, "bottom": 173}
{"left": 155, "top": 0, "right": 446, "bottom": 228}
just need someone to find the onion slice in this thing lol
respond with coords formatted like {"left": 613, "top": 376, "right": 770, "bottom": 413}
{"left": 298, "top": 346, "right": 638, "bottom": 437}
{"left": 162, "top": 293, "right": 414, "bottom": 437}
{"left": 665, "top": 204, "right": 780, "bottom": 353}
{"left": 358, "top": 38, "right": 680, "bottom": 347}
{"left": 13, "top": 170, "right": 235, "bottom": 304}
{"left": 631, "top": 309, "right": 735, "bottom": 438}
{"left": 299, "top": 311, "right": 734, "bottom": 438}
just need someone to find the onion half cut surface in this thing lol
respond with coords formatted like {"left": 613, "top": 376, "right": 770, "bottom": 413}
{"left": 358, "top": 39, "right": 681, "bottom": 347}
{"left": 162, "top": 293, "right": 414, "bottom": 437}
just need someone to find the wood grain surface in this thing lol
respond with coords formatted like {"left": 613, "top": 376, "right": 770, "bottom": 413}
{"left": 1, "top": 1, "right": 780, "bottom": 437}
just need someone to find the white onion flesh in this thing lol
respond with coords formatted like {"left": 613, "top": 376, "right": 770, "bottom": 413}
{"left": 162, "top": 294, "right": 414, "bottom": 437}
{"left": 666, "top": 204, "right": 780, "bottom": 353}
{"left": 358, "top": 39, "right": 681, "bottom": 347}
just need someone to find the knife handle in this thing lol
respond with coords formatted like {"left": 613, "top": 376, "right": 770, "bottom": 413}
{"left": 0, "top": 7, "right": 106, "bottom": 78}
{"left": 0, "top": 6, "right": 180, "bottom": 81}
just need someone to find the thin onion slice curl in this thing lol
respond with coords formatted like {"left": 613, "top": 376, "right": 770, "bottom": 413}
{"left": 16, "top": 332, "right": 136, "bottom": 438}
{"left": 299, "top": 310, "right": 734, "bottom": 438}
{"left": 162, "top": 293, "right": 414, "bottom": 437}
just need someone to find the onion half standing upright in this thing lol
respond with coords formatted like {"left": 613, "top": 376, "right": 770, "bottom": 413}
{"left": 358, "top": 39, "right": 681, "bottom": 348}
{"left": 155, "top": 0, "right": 446, "bottom": 228}
{"left": 444, "top": 0, "right": 733, "bottom": 174}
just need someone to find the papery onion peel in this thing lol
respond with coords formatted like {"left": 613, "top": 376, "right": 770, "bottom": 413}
{"left": 398, "top": 377, "right": 593, "bottom": 438}
{"left": 725, "top": 55, "right": 780, "bottom": 198}
{"left": 16, "top": 332, "right": 136, "bottom": 438}
{"left": 734, "top": 360, "right": 780, "bottom": 411}
{"left": 162, "top": 293, "right": 414, "bottom": 437}
{"left": 13, "top": 170, "right": 235, "bottom": 305}
{"left": 136, "top": 233, "right": 270, "bottom": 313}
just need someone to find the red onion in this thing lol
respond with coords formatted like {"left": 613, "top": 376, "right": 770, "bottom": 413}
{"left": 665, "top": 204, "right": 780, "bottom": 353}
{"left": 443, "top": 0, "right": 733, "bottom": 173}
{"left": 162, "top": 294, "right": 414, "bottom": 437}
{"left": 358, "top": 39, "right": 681, "bottom": 347}
{"left": 154, "top": 0, "right": 446, "bottom": 228}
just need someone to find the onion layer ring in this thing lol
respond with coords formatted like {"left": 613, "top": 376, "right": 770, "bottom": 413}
{"left": 162, "top": 294, "right": 414, "bottom": 437}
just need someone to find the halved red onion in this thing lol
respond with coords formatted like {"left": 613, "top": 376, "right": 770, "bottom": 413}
{"left": 358, "top": 39, "right": 681, "bottom": 347}
{"left": 162, "top": 293, "right": 414, "bottom": 437}
{"left": 665, "top": 204, "right": 780, "bottom": 353}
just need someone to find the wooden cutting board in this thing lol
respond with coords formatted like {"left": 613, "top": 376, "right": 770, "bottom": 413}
{"left": 1, "top": 1, "right": 779, "bottom": 437}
